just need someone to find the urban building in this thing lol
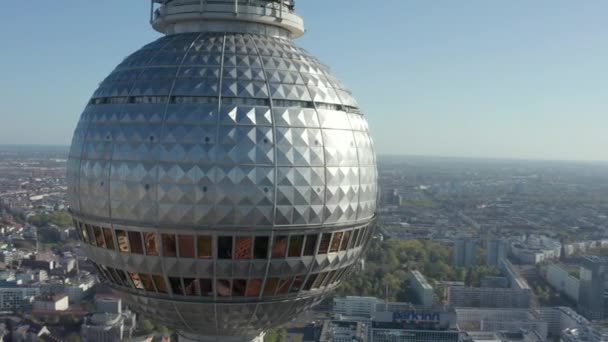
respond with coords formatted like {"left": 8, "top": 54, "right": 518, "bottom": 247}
{"left": 455, "top": 308, "right": 548, "bottom": 340}
{"left": 453, "top": 239, "right": 478, "bottom": 267}
{"left": 536, "top": 307, "right": 589, "bottom": 339}
{"left": 371, "top": 326, "right": 461, "bottom": 342}
{"left": 447, "top": 286, "right": 532, "bottom": 308}
{"left": 410, "top": 271, "right": 434, "bottom": 308}
{"left": 81, "top": 297, "right": 136, "bottom": 342}
{"left": 463, "top": 330, "right": 543, "bottom": 341}
{"left": 578, "top": 256, "right": 608, "bottom": 320}
{"left": 319, "top": 320, "right": 368, "bottom": 342}
{"left": 546, "top": 264, "right": 580, "bottom": 302}
{"left": 485, "top": 239, "right": 508, "bottom": 266}
{"left": 334, "top": 296, "right": 383, "bottom": 319}
{"left": 510, "top": 235, "right": 561, "bottom": 265}
{"left": 0, "top": 280, "right": 39, "bottom": 311}
{"left": 32, "top": 294, "right": 69, "bottom": 312}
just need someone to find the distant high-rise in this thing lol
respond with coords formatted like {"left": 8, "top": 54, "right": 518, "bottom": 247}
{"left": 486, "top": 239, "right": 508, "bottom": 266}
{"left": 66, "top": 1, "right": 377, "bottom": 341}
{"left": 453, "top": 239, "right": 478, "bottom": 267}
{"left": 578, "top": 256, "right": 608, "bottom": 320}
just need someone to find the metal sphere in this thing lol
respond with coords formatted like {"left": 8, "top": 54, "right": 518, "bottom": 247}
{"left": 67, "top": 32, "right": 376, "bottom": 339}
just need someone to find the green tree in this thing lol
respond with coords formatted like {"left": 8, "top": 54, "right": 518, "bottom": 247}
{"left": 140, "top": 319, "right": 155, "bottom": 334}
{"left": 66, "top": 333, "right": 81, "bottom": 342}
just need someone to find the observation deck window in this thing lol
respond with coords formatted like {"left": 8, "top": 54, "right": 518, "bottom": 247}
{"left": 233, "top": 279, "right": 247, "bottom": 297}
{"left": 169, "top": 277, "right": 184, "bottom": 295}
{"left": 246, "top": 279, "right": 262, "bottom": 297}
{"left": 303, "top": 234, "right": 317, "bottom": 256}
{"left": 178, "top": 234, "right": 196, "bottom": 258}
{"left": 254, "top": 236, "right": 269, "bottom": 259}
{"left": 200, "top": 279, "right": 213, "bottom": 296}
{"left": 144, "top": 232, "right": 159, "bottom": 256}
{"left": 184, "top": 278, "right": 199, "bottom": 296}
{"left": 216, "top": 279, "right": 232, "bottom": 297}
{"left": 197, "top": 235, "right": 213, "bottom": 259}
{"left": 116, "top": 230, "right": 130, "bottom": 253}
{"left": 103, "top": 228, "right": 115, "bottom": 250}
{"left": 162, "top": 234, "right": 177, "bottom": 257}
{"left": 272, "top": 235, "right": 288, "bottom": 258}
{"left": 218, "top": 236, "right": 233, "bottom": 259}
{"left": 128, "top": 231, "right": 145, "bottom": 254}
{"left": 288, "top": 235, "right": 304, "bottom": 257}
{"left": 153, "top": 275, "right": 169, "bottom": 294}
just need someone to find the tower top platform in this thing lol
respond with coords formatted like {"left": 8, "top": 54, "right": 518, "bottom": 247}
{"left": 150, "top": 0, "right": 305, "bottom": 38}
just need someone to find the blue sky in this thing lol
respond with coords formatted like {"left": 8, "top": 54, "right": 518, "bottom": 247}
{"left": 0, "top": 1, "right": 606, "bottom": 161}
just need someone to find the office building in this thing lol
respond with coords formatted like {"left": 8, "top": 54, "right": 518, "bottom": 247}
{"left": 410, "top": 271, "right": 434, "bottom": 308}
{"left": 334, "top": 296, "right": 383, "bottom": 319}
{"left": 447, "top": 286, "right": 532, "bottom": 308}
{"left": 454, "top": 239, "right": 478, "bottom": 267}
{"left": 546, "top": 264, "right": 580, "bottom": 302}
{"left": 578, "top": 256, "right": 608, "bottom": 320}
{"left": 0, "top": 280, "right": 39, "bottom": 311}
{"left": 486, "top": 239, "right": 508, "bottom": 266}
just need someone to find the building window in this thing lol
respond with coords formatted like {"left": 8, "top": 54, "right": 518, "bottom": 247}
{"left": 263, "top": 278, "right": 279, "bottom": 296}
{"left": 178, "top": 235, "right": 196, "bottom": 258}
{"left": 253, "top": 236, "right": 269, "bottom": 259}
{"left": 322, "top": 270, "right": 337, "bottom": 287}
{"left": 234, "top": 237, "right": 253, "bottom": 259}
{"left": 115, "top": 230, "right": 130, "bottom": 253}
{"left": 348, "top": 229, "right": 358, "bottom": 249}
{"left": 141, "top": 233, "right": 158, "bottom": 256}
{"left": 216, "top": 279, "right": 232, "bottom": 297}
{"left": 217, "top": 236, "right": 233, "bottom": 259}
{"left": 129, "top": 272, "right": 144, "bottom": 290}
{"left": 303, "top": 234, "right": 317, "bottom": 256}
{"left": 107, "top": 267, "right": 121, "bottom": 285}
{"left": 303, "top": 274, "right": 318, "bottom": 291}
{"left": 116, "top": 270, "right": 130, "bottom": 287}
{"left": 128, "top": 231, "right": 144, "bottom": 254}
{"left": 140, "top": 274, "right": 156, "bottom": 292}
{"left": 313, "top": 272, "right": 328, "bottom": 288}
{"left": 246, "top": 279, "right": 262, "bottom": 297}
{"left": 79, "top": 224, "right": 88, "bottom": 243}
{"left": 318, "top": 233, "right": 331, "bottom": 254}
{"left": 169, "top": 277, "right": 184, "bottom": 296}
{"left": 288, "top": 235, "right": 304, "bottom": 257}
{"left": 93, "top": 226, "right": 105, "bottom": 248}
{"left": 357, "top": 227, "right": 366, "bottom": 247}
{"left": 232, "top": 279, "right": 247, "bottom": 297}
{"left": 200, "top": 279, "right": 213, "bottom": 297}
{"left": 153, "top": 275, "right": 168, "bottom": 294}
{"left": 290, "top": 276, "right": 305, "bottom": 294}
{"left": 276, "top": 277, "right": 294, "bottom": 295}
{"left": 340, "top": 231, "right": 351, "bottom": 251}
{"left": 102, "top": 228, "right": 115, "bottom": 250}
{"left": 162, "top": 234, "right": 177, "bottom": 257}
{"left": 183, "top": 278, "right": 199, "bottom": 296}
{"left": 197, "top": 236, "right": 212, "bottom": 259}
{"left": 272, "top": 236, "right": 287, "bottom": 258}
{"left": 329, "top": 232, "right": 343, "bottom": 253}
{"left": 86, "top": 225, "right": 96, "bottom": 246}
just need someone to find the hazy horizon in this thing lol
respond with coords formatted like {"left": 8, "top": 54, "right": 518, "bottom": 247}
{"left": 1, "top": 1, "right": 606, "bottom": 161}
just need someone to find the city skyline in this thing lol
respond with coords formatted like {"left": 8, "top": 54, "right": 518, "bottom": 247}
{"left": 1, "top": 1, "right": 607, "bottom": 161}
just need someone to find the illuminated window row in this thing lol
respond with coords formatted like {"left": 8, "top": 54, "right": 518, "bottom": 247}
{"left": 73, "top": 219, "right": 371, "bottom": 260}
{"left": 92, "top": 262, "right": 349, "bottom": 298}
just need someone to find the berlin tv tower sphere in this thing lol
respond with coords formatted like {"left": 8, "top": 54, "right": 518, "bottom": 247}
{"left": 67, "top": 1, "right": 377, "bottom": 340}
